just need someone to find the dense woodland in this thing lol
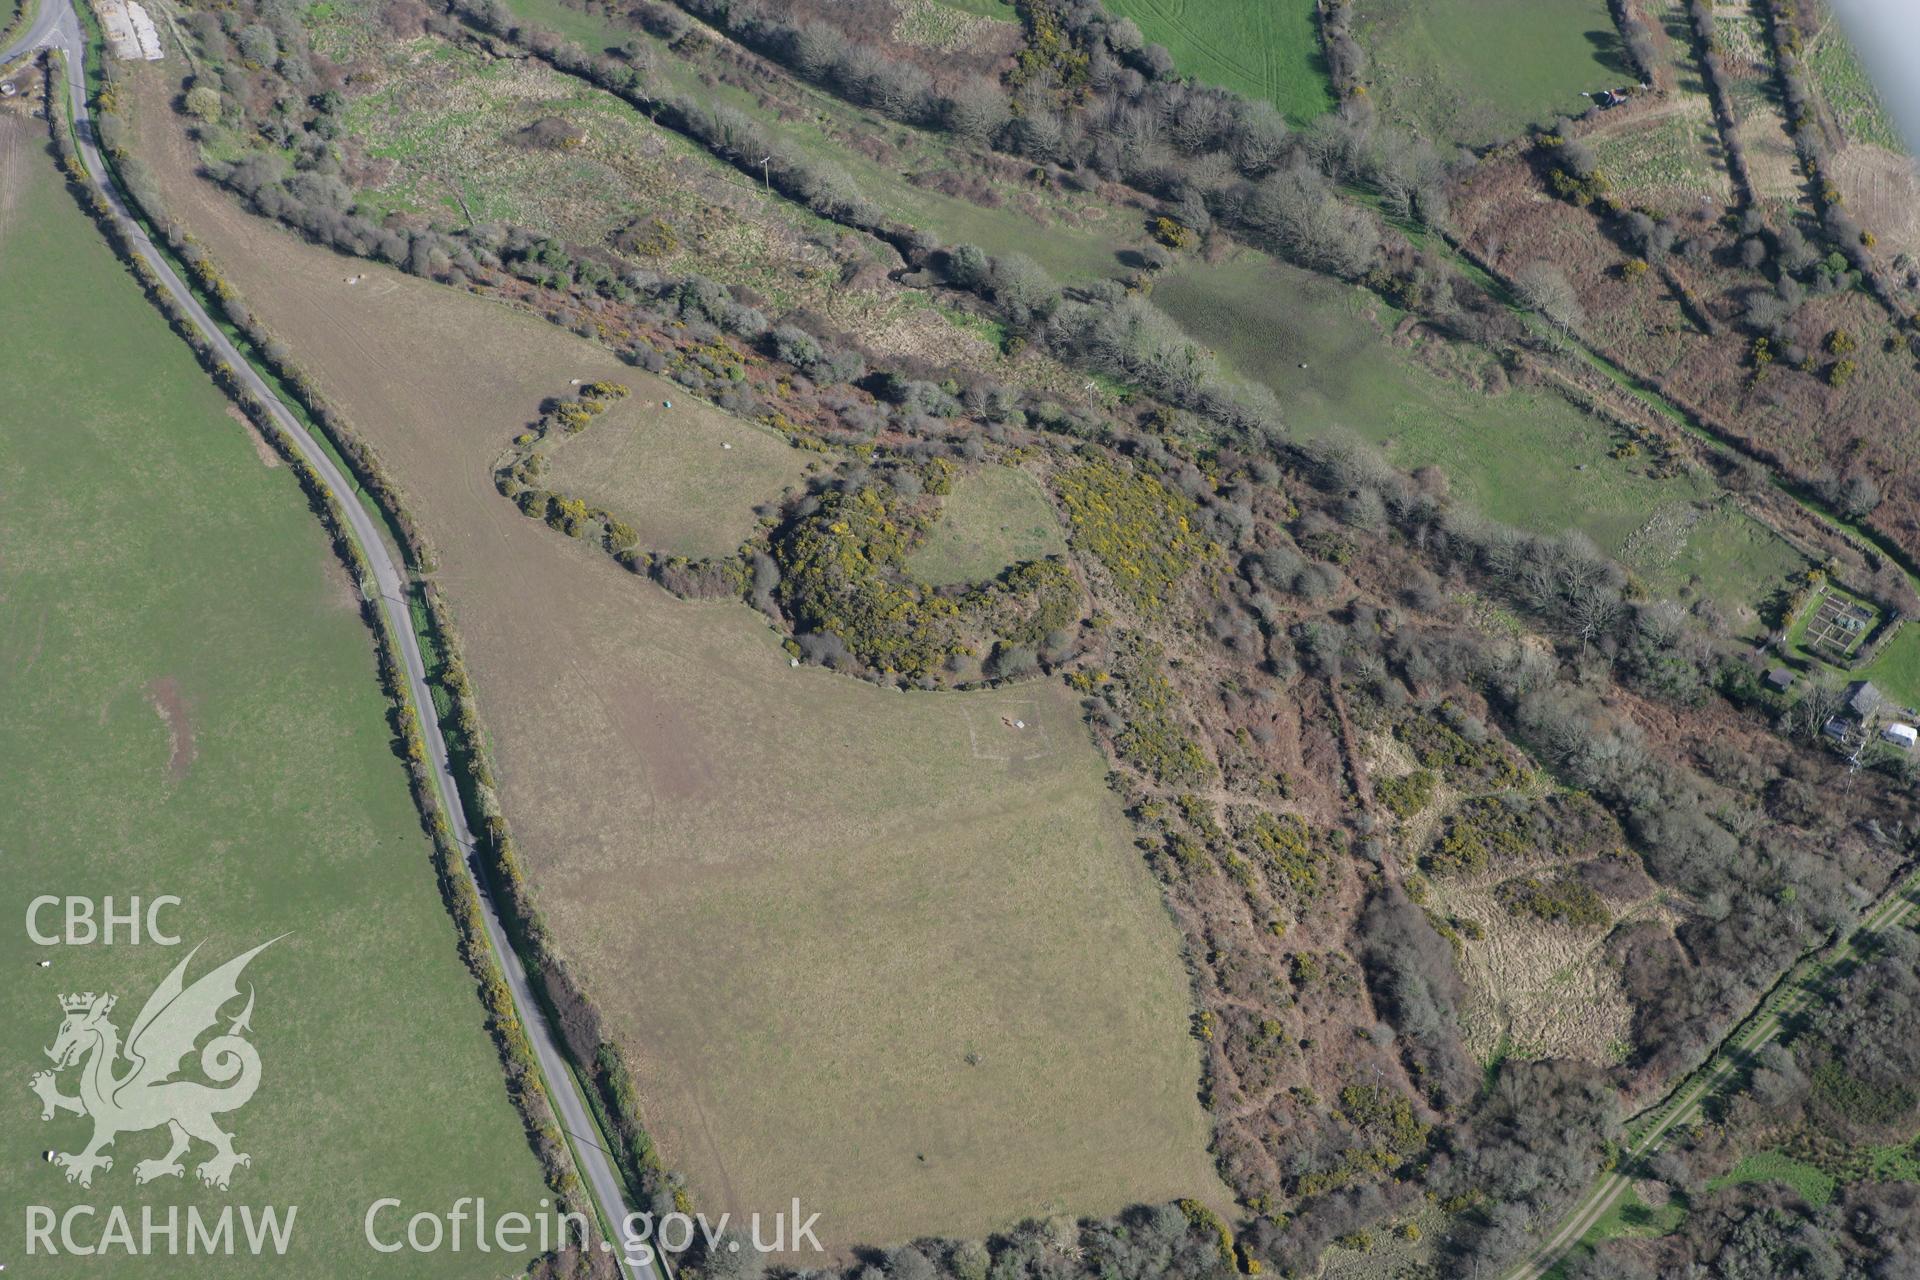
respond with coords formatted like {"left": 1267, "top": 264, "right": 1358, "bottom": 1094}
{"left": 93, "top": 0, "right": 1920, "bottom": 1274}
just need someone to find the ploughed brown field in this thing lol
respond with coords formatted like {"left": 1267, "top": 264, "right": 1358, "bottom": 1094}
{"left": 126, "top": 68, "right": 1226, "bottom": 1249}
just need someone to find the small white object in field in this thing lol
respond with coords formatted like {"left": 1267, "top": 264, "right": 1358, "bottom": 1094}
{"left": 723, "top": 442, "right": 733, "bottom": 450}
{"left": 664, "top": 400, "right": 673, "bottom": 409}
{"left": 1299, "top": 362, "right": 1308, "bottom": 369}
{"left": 790, "top": 658, "right": 800, "bottom": 668}
{"left": 571, "top": 378, "right": 581, "bottom": 385}
{"left": 37, "top": 960, "right": 50, "bottom": 968}
{"left": 1014, "top": 719, "right": 1026, "bottom": 729}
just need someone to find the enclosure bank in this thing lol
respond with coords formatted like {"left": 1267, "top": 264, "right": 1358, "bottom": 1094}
{"left": 25, "top": 1203, "right": 297, "bottom": 1255}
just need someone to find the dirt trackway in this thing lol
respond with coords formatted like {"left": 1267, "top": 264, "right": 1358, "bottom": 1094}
{"left": 1501, "top": 864, "right": 1920, "bottom": 1280}
{"left": 29, "top": 8, "right": 664, "bottom": 1275}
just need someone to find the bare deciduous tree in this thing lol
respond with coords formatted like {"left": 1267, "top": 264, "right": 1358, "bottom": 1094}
{"left": 1514, "top": 260, "right": 1585, "bottom": 331}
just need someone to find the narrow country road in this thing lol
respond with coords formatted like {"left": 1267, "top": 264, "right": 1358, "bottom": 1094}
{"left": 1, "top": 0, "right": 59, "bottom": 64}
{"left": 15, "top": 8, "right": 665, "bottom": 1276}
{"left": 1501, "top": 866, "right": 1920, "bottom": 1280}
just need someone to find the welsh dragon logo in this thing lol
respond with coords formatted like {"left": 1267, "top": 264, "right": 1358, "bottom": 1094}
{"left": 29, "top": 939, "right": 279, "bottom": 1191}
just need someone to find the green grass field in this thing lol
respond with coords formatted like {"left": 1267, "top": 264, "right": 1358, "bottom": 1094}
{"left": 1695, "top": 1135, "right": 1920, "bottom": 1219}
{"left": 627, "top": 39, "right": 1129, "bottom": 284}
{"left": 1713, "top": 9, "right": 1805, "bottom": 200}
{"left": 1104, "top": 0, "right": 1333, "bottom": 123}
{"left": 0, "top": 0, "right": 30, "bottom": 46}
{"left": 0, "top": 120, "right": 546, "bottom": 1274}
{"left": 1588, "top": 1183, "right": 1687, "bottom": 1239}
{"left": 1710, "top": 1150, "right": 1837, "bottom": 1205}
{"left": 339, "top": 41, "right": 650, "bottom": 232}
{"left": 543, "top": 396, "right": 811, "bottom": 558}
{"left": 475, "top": 0, "right": 1800, "bottom": 621}
{"left": 908, "top": 466, "right": 1068, "bottom": 584}
{"left": 325, "top": 13, "right": 1121, "bottom": 417}
{"left": 1355, "top": 0, "right": 1627, "bottom": 145}
{"left": 1863, "top": 625, "right": 1920, "bottom": 708}
{"left": 347, "top": 0, "right": 1804, "bottom": 624}
{"left": 892, "top": 0, "right": 1018, "bottom": 50}
{"left": 1153, "top": 251, "right": 1807, "bottom": 615}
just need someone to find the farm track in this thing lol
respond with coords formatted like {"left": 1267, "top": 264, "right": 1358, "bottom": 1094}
{"left": 18, "top": 7, "right": 664, "bottom": 1275}
{"left": 1502, "top": 863, "right": 1920, "bottom": 1280}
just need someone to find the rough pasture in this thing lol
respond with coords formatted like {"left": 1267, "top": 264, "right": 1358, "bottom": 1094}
{"left": 129, "top": 69, "right": 1227, "bottom": 1250}
{"left": 1354, "top": 0, "right": 1626, "bottom": 146}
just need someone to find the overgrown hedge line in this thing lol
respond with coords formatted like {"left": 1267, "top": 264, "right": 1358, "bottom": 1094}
{"left": 1681, "top": 0, "right": 1758, "bottom": 206}
{"left": 1318, "top": 0, "right": 1366, "bottom": 99}
{"left": 448, "top": 0, "right": 924, "bottom": 262}
{"left": 1439, "top": 225, "right": 1920, "bottom": 606}
{"left": 1752, "top": 0, "right": 1904, "bottom": 318}
{"left": 1605, "top": 0, "right": 1657, "bottom": 87}
{"left": 435, "top": 0, "right": 1454, "bottom": 428}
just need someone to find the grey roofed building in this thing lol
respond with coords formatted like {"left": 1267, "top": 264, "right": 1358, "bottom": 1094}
{"left": 1764, "top": 667, "right": 1795, "bottom": 692}
{"left": 1845, "top": 680, "right": 1884, "bottom": 720}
